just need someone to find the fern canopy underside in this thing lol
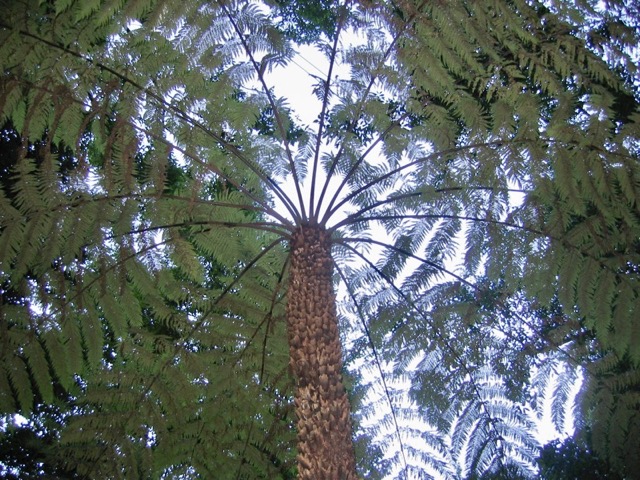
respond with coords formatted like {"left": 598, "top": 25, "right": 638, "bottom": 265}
{"left": 0, "top": 0, "right": 639, "bottom": 478}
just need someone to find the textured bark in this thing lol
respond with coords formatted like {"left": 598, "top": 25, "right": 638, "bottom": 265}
{"left": 286, "top": 225, "right": 358, "bottom": 479}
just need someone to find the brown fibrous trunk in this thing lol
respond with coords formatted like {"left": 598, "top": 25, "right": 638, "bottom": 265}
{"left": 286, "top": 225, "right": 358, "bottom": 479}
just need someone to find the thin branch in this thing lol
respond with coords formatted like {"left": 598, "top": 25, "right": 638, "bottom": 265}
{"left": 18, "top": 219, "right": 287, "bottom": 342}
{"left": 333, "top": 212, "right": 540, "bottom": 236}
{"left": 130, "top": 118, "right": 296, "bottom": 226}
{"left": 236, "top": 421, "right": 255, "bottom": 480}
{"left": 2, "top": 191, "right": 293, "bottom": 235}
{"left": 316, "top": 0, "right": 433, "bottom": 225}
{"left": 308, "top": 1, "right": 350, "bottom": 222}
{"left": 334, "top": 262, "right": 409, "bottom": 480}
{"left": 330, "top": 185, "right": 530, "bottom": 232}
{"left": 336, "top": 200, "right": 639, "bottom": 291}
{"left": 258, "top": 261, "right": 289, "bottom": 384}
{"left": 318, "top": 39, "right": 413, "bottom": 225}
{"left": 319, "top": 114, "right": 408, "bottom": 226}
{"left": 327, "top": 132, "right": 638, "bottom": 224}
{"left": 233, "top": 254, "right": 290, "bottom": 382}
{"left": 23, "top": 238, "right": 172, "bottom": 336}
{"left": 338, "top": 236, "right": 595, "bottom": 374}
{"left": 341, "top": 236, "right": 474, "bottom": 288}
{"left": 107, "top": 220, "right": 292, "bottom": 242}
{"left": 8, "top": 73, "right": 295, "bottom": 226}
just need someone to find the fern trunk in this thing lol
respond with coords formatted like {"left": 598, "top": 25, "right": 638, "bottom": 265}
{"left": 286, "top": 225, "right": 358, "bottom": 479}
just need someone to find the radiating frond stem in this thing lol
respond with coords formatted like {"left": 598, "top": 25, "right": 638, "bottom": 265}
{"left": 341, "top": 236, "right": 474, "bottom": 288}
{"left": 236, "top": 420, "right": 255, "bottom": 480}
{"left": 128, "top": 120, "right": 296, "bottom": 226}
{"left": 107, "top": 220, "right": 292, "bottom": 241}
{"left": 23, "top": 228, "right": 271, "bottom": 377}
{"left": 333, "top": 213, "right": 539, "bottom": 235}
{"left": 320, "top": 114, "right": 409, "bottom": 226}
{"left": 339, "top": 201, "right": 638, "bottom": 291}
{"left": 316, "top": 0, "right": 430, "bottom": 224}
{"left": 329, "top": 133, "right": 638, "bottom": 224}
{"left": 337, "top": 240, "right": 511, "bottom": 469}
{"left": 162, "top": 195, "right": 282, "bottom": 219}
{"left": 336, "top": 192, "right": 640, "bottom": 297}
{"left": 331, "top": 186, "right": 532, "bottom": 232}
{"left": 88, "top": 235, "right": 288, "bottom": 476}
{"left": 24, "top": 238, "right": 172, "bottom": 335}
{"left": 318, "top": 48, "right": 412, "bottom": 224}
{"left": 433, "top": 186, "right": 530, "bottom": 195}
{"left": 308, "top": 1, "right": 349, "bottom": 222}
{"left": 4, "top": 23, "right": 300, "bottom": 223}
{"left": 260, "top": 261, "right": 289, "bottom": 382}
{"left": 336, "top": 191, "right": 419, "bottom": 228}
{"left": 325, "top": 139, "right": 521, "bottom": 219}
{"left": 217, "top": 1, "right": 306, "bottom": 222}
{"left": 340, "top": 237, "right": 598, "bottom": 378}
{"left": 334, "top": 263, "right": 409, "bottom": 479}
{"left": 2, "top": 192, "right": 287, "bottom": 233}
{"left": 234, "top": 255, "right": 290, "bottom": 383}
{"left": 11, "top": 74, "right": 293, "bottom": 224}
{"left": 17, "top": 223, "right": 286, "bottom": 408}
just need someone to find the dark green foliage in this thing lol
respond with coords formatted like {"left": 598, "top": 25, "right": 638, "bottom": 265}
{"left": 0, "top": 407, "right": 84, "bottom": 479}
{"left": 270, "top": 0, "right": 338, "bottom": 42}
{"left": 253, "top": 105, "right": 307, "bottom": 144}
{"left": 574, "top": 352, "right": 640, "bottom": 479}
{"left": 538, "top": 438, "right": 624, "bottom": 480}
{"left": 0, "top": 121, "right": 78, "bottom": 197}
{"left": 467, "top": 464, "right": 529, "bottom": 480}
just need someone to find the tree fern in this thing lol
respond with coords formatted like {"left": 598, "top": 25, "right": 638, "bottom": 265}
{"left": 1, "top": 0, "right": 639, "bottom": 477}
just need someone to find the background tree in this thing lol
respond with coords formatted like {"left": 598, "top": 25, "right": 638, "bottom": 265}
{"left": 538, "top": 437, "right": 624, "bottom": 480}
{"left": 0, "top": 0, "right": 639, "bottom": 478}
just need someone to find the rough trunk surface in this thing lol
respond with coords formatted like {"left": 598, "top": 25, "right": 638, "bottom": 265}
{"left": 286, "top": 225, "right": 358, "bottom": 479}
